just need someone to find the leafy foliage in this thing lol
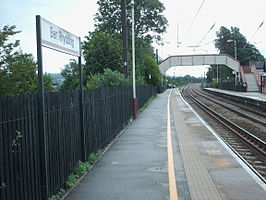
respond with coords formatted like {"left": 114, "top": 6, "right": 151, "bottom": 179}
{"left": 83, "top": 31, "right": 123, "bottom": 76}
{"left": 166, "top": 75, "right": 203, "bottom": 88}
{"left": 61, "top": 0, "right": 167, "bottom": 89}
{"left": 61, "top": 59, "right": 80, "bottom": 90}
{"left": 0, "top": 52, "right": 37, "bottom": 95}
{"left": 48, "top": 189, "right": 65, "bottom": 200}
{"left": 88, "top": 150, "right": 102, "bottom": 165}
{"left": 74, "top": 161, "right": 91, "bottom": 177}
{"left": 214, "top": 26, "right": 264, "bottom": 65}
{"left": 130, "top": 38, "right": 162, "bottom": 85}
{"left": 0, "top": 25, "right": 54, "bottom": 96}
{"left": 44, "top": 73, "right": 56, "bottom": 92}
{"left": 11, "top": 131, "right": 23, "bottom": 153}
{"left": 95, "top": 0, "right": 168, "bottom": 42}
{"left": 86, "top": 68, "right": 148, "bottom": 89}
{"left": 65, "top": 173, "right": 78, "bottom": 189}
{"left": 142, "top": 54, "right": 161, "bottom": 85}
{"left": 206, "top": 26, "right": 265, "bottom": 86}
{"left": 49, "top": 151, "right": 102, "bottom": 199}
{"left": 206, "top": 65, "right": 234, "bottom": 87}
{"left": 0, "top": 25, "right": 20, "bottom": 65}
{"left": 86, "top": 68, "right": 130, "bottom": 89}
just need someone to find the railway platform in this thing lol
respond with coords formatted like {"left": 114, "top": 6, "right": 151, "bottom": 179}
{"left": 205, "top": 88, "right": 266, "bottom": 102}
{"left": 64, "top": 89, "right": 266, "bottom": 200}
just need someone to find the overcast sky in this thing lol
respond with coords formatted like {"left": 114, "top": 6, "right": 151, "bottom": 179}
{"left": 1, "top": 0, "right": 266, "bottom": 77}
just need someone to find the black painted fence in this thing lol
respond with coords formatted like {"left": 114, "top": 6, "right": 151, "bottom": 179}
{"left": 0, "top": 85, "right": 156, "bottom": 200}
{"left": 217, "top": 82, "right": 247, "bottom": 92}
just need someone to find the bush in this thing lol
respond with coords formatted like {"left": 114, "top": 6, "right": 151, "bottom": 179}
{"left": 86, "top": 68, "right": 130, "bottom": 89}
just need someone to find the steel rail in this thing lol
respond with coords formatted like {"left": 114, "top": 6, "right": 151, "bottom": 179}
{"left": 203, "top": 89, "right": 266, "bottom": 118}
{"left": 192, "top": 89, "right": 266, "bottom": 128}
{"left": 182, "top": 87, "right": 266, "bottom": 157}
{"left": 181, "top": 87, "right": 266, "bottom": 183}
{"left": 181, "top": 87, "right": 266, "bottom": 184}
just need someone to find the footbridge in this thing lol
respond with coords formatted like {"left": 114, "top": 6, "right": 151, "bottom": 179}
{"left": 159, "top": 54, "right": 240, "bottom": 75}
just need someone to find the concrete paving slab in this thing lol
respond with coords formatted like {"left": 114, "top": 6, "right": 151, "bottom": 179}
{"left": 65, "top": 91, "right": 173, "bottom": 200}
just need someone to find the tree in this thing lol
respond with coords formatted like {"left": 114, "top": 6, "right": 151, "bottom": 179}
{"left": 61, "top": 59, "right": 80, "bottom": 90}
{"left": 82, "top": 31, "right": 123, "bottom": 77}
{"left": 94, "top": 0, "right": 168, "bottom": 42}
{"left": 206, "top": 26, "right": 265, "bottom": 87}
{"left": 165, "top": 75, "right": 203, "bottom": 88}
{"left": 62, "top": 0, "right": 168, "bottom": 90}
{"left": 0, "top": 25, "right": 54, "bottom": 96}
{"left": 214, "top": 26, "right": 264, "bottom": 65}
{"left": 142, "top": 54, "right": 161, "bottom": 85}
{"left": 206, "top": 65, "right": 234, "bottom": 87}
{"left": 62, "top": 31, "right": 124, "bottom": 89}
{"left": 0, "top": 25, "right": 21, "bottom": 70}
{"left": 0, "top": 52, "right": 37, "bottom": 95}
{"left": 128, "top": 37, "right": 161, "bottom": 84}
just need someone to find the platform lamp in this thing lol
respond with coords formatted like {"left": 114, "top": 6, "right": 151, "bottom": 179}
{"left": 227, "top": 39, "right": 237, "bottom": 60}
{"left": 227, "top": 39, "right": 238, "bottom": 87}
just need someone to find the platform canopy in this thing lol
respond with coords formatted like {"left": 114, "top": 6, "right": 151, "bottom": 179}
{"left": 159, "top": 54, "right": 240, "bottom": 74}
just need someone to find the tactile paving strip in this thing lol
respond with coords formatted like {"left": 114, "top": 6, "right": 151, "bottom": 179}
{"left": 171, "top": 91, "right": 222, "bottom": 200}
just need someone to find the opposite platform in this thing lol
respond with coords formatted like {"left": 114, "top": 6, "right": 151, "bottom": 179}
{"left": 205, "top": 87, "right": 266, "bottom": 102}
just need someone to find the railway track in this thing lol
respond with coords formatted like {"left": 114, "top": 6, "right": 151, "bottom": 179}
{"left": 200, "top": 88, "right": 266, "bottom": 123}
{"left": 181, "top": 85, "right": 266, "bottom": 184}
{"left": 202, "top": 89, "right": 266, "bottom": 118}
{"left": 192, "top": 89, "right": 266, "bottom": 140}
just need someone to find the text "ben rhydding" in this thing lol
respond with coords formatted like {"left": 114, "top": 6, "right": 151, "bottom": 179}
{"left": 50, "top": 26, "right": 74, "bottom": 48}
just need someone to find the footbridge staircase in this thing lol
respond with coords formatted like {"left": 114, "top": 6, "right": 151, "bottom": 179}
{"left": 240, "top": 65, "right": 260, "bottom": 92}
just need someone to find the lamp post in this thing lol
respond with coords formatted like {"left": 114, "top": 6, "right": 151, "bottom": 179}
{"left": 131, "top": 0, "right": 137, "bottom": 119}
{"left": 227, "top": 39, "right": 237, "bottom": 60}
{"left": 227, "top": 39, "right": 238, "bottom": 87}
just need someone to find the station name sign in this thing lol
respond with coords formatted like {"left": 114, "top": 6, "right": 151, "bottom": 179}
{"left": 40, "top": 17, "right": 80, "bottom": 57}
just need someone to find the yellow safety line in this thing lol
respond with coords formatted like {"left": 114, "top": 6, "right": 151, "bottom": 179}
{"left": 167, "top": 90, "right": 179, "bottom": 200}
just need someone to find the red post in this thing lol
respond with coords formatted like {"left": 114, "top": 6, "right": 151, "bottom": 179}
{"left": 261, "top": 76, "right": 262, "bottom": 93}
{"left": 261, "top": 76, "right": 264, "bottom": 94}
{"left": 133, "top": 97, "right": 137, "bottom": 119}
